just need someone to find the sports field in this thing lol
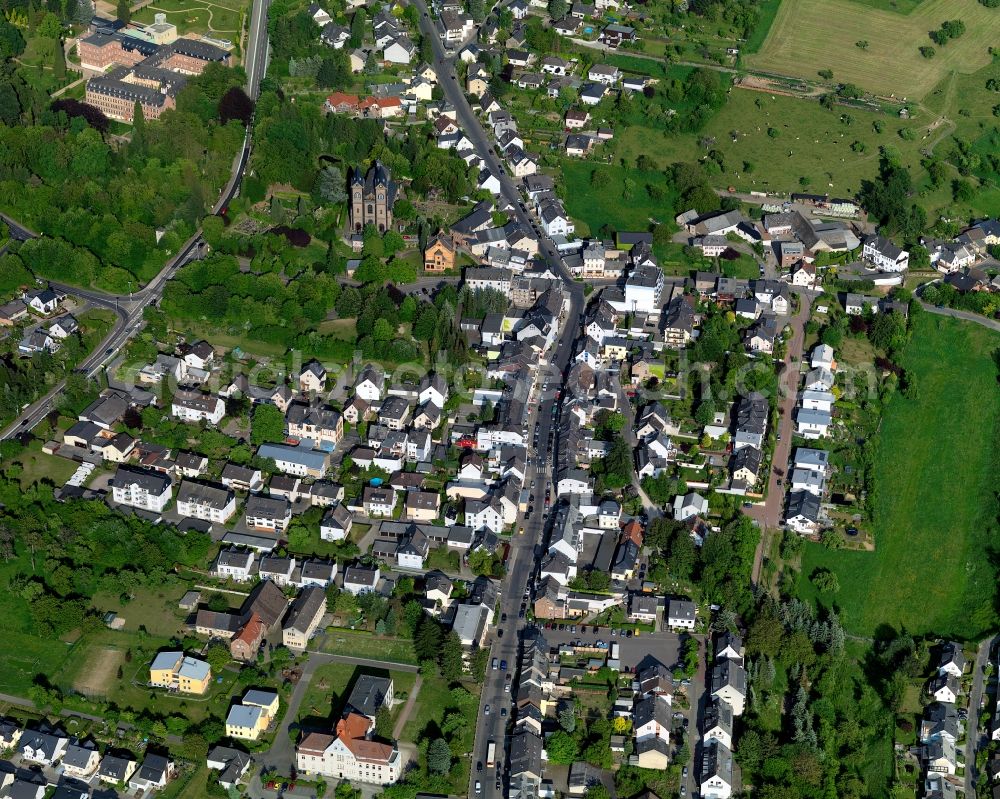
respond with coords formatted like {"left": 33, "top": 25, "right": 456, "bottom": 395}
{"left": 747, "top": 0, "right": 997, "bottom": 98}
{"left": 798, "top": 313, "right": 1000, "bottom": 639}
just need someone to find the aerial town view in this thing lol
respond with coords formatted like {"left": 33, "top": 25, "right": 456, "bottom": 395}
{"left": 0, "top": 0, "right": 998, "bottom": 795}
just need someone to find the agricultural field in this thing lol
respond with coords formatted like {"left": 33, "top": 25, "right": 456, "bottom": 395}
{"left": 798, "top": 314, "right": 1000, "bottom": 639}
{"left": 132, "top": 0, "right": 245, "bottom": 38}
{"left": 747, "top": 0, "right": 998, "bottom": 98}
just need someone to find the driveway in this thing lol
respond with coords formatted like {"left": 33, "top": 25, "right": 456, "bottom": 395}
{"left": 747, "top": 289, "right": 813, "bottom": 584}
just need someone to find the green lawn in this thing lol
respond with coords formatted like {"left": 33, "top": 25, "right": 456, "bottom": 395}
{"left": 742, "top": 0, "right": 783, "bottom": 53}
{"left": 799, "top": 313, "right": 1000, "bottom": 638}
{"left": 298, "top": 662, "right": 416, "bottom": 726}
{"left": 317, "top": 629, "right": 419, "bottom": 665}
{"left": 401, "top": 669, "right": 458, "bottom": 742}
{"left": 560, "top": 160, "right": 679, "bottom": 237}
{"left": 11, "top": 440, "right": 79, "bottom": 489}
{"left": 132, "top": 0, "right": 245, "bottom": 36}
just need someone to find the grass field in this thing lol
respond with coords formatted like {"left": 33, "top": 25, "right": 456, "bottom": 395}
{"left": 560, "top": 160, "right": 679, "bottom": 237}
{"left": 747, "top": 0, "right": 997, "bottom": 98}
{"left": 317, "top": 629, "right": 419, "bottom": 665}
{"left": 743, "top": 0, "right": 783, "bottom": 53}
{"left": 11, "top": 440, "right": 79, "bottom": 489}
{"left": 132, "top": 0, "right": 244, "bottom": 36}
{"left": 798, "top": 313, "right": 1000, "bottom": 639}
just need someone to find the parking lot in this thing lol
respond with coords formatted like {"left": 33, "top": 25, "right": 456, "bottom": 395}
{"left": 536, "top": 626, "right": 684, "bottom": 672}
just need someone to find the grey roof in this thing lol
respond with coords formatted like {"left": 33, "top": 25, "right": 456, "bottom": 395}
{"left": 135, "top": 753, "right": 170, "bottom": 783}
{"left": 99, "top": 753, "right": 136, "bottom": 781}
{"left": 344, "top": 565, "right": 379, "bottom": 587}
{"left": 347, "top": 674, "right": 392, "bottom": 717}
{"left": 701, "top": 740, "right": 733, "bottom": 786}
{"left": 283, "top": 585, "right": 326, "bottom": 634}
{"left": 113, "top": 466, "right": 170, "bottom": 495}
{"left": 245, "top": 494, "right": 290, "bottom": 520}
{"left": 787, "top": 489, "right": 820, "bottom": 521}
{"left": 61, "top": 741, "right": 97, "bottom": 769}
{"left": 634, "top": 695, "right": 671, "bottom": 729}
{"left": 178, "top": 480, "right": 234, "bottom": 510}
{"left": 711, "top": 660, "right": 747, "bottom": 698}
{"left": 704, "top": 696, "right": 734, "bottom": 736}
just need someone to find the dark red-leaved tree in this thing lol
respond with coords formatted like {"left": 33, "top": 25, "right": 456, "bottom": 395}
{"left": 218, "top": 86, "right": 254, "bottom": 126}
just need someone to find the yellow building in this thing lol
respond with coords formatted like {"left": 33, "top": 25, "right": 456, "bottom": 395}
{"left": 423, "top": 233, "right": 456, "bottom": 273}
{"left": 149, "top": 651, "right": 212, "bottom": 695}
{"left": 225, "top": 689, "right": 280, "bottom": 741}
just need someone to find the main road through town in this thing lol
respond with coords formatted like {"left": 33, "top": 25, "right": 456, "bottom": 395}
{"left": 407, "top": 3, "right": 588, "bottom": 795}
{"left": 0, "top": 0, "right": 272, "bottom": 441}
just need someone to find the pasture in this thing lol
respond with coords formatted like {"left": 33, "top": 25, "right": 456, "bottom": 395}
{"left": 798, "top": 314, "right": 1000, "bottom": 639}
{"left": 747, "top": 0, "right": 998, "bottom": 99}
{"left": 613, "top": 89, "right": 930, "bottom": 201}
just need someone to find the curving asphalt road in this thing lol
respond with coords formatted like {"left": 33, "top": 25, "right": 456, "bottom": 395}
{"left": 0, "top": 0, "right": 271, "bottom": 441}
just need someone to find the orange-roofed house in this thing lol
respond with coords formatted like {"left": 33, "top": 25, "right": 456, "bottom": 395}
{"left": 229, "top": 612, "right": 265, "bottom": 662}
{"left": 359, "top": 96, "right": 403, "bottom": 119}
{"left": 620, "top": 518, "right": 644, "bottom": 548}
{"left": 325, "top": 92, "right": 360, "bottom": 114}
{"left": 296, "top": 711, "right": 402, "bottom": 785}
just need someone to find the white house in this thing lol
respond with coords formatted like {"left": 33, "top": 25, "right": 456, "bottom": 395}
{"left": 171, "top": 390, "right": 225, "bottom": 425}
{"left": 863, "top": 235, "right": 909, "bottom": 272}
{"left": 383, "top": 36, "right": 415, "bottom": 64}
{"left": 587, "top": 64, "right": 620, "bottom": 85}
{"left": 795, "top": 408, "right": 831, "bottom": 439}
{"left": 320, "top": 503, "right": 353, "bottom": 541}
{"left": 673, "top": 492, "right": 708, "bottom": 521}
{"left": 540, "top": 202, "right": 574, "bottom": 237}
{"left": 700, "top": 741, "right": 734, "bottom": 799}
{"left": 177, "top": 480, "right": 236, "bottom": 524}
{"left": 785, "top": 490, "right": 820, "bottom": 535}
{"left": 111, "top": 467, "right": 172, "bottom": 513}
{"left": 465, "top": 497, "right": 504, "bottom": 533}
{"left": 355, "top": 365, "right": 385, "bottom": 402}
{"left": 343, "top": 565, "right": 380, "bottom": 595}
{"left": 667, "top": 598, "right": 696, "bottom": 631}
{"left": 214, "top": 548, "right": 255, "bottom": 582}
{"left": 810, "top": 343, "right": 835, "bottom": 370}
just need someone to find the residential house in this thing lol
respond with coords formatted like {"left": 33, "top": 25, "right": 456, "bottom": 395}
{"left": 320, "top": 503, "right": 353, "bottom": 541}
{"left": 214, "top": 548, "right": 256, "bottom": 582}
{"left": 171, "top": 390, "right": 225, "bottom": 425}
{"left": 700, "top": 741, "right": 734, "bottom": 799}
{"left": 667, "top": 598, "right": 696, "bottom": 631}
{"left": 256, "top": 443, "right": 330, "bottom": 478}
{"left": 245, "top": 495, "right": 292, "bottom": 532}
{"left": 283, "top": 586, "right": 327, "bottom": 650}
{"left": 703, "top": 697, "right": 734, "bottom": 750}
{"left": 710, "top": 659, "right": 747, "bottom": 716}
{"left": 673, "top": 492, "right": 708, "bottom": 521}
{"left": 111, "top": 466, "right": 172, "bottom": 513}
{"left": 785, "top": 490, "right": 820, "bottom": 535}
{"left": 129, "top": 754, "right": 173, "bottom": 792}
{"left": 343, "top": 565, "right": 380, "bottom": 595}
{"left": 863, "top": 235, "right": 909, "bottom": 272}
{"left": 177, "top": 480, "right": 236, "bottom": 524}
